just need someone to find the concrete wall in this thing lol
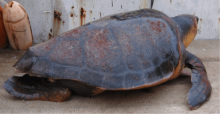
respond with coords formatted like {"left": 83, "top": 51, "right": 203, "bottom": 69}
{"left": 1, "top": 0, "right": 219, "bottom": 43}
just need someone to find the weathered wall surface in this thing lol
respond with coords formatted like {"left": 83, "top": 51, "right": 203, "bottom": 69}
{"left": 1, "top": 0, "right": 151, "bottom": 43}
{"left": 1, "top": 0, "right": 219, "bottom": 43}
{"left": 53, "top": 0, "right": 151, "bottom": 37}
{"left": 153, "top": 0, "right": 220, "bottom": 40}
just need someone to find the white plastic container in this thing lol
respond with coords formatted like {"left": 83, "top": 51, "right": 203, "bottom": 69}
{"left": 3, "top": 1, "right": 33, "bottom": 50}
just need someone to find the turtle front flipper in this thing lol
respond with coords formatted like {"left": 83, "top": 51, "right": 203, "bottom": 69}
{"left": 185, "top": 51, "right": 211, "bottom": 110}
{"left": 3, "top": 74, "right": 71, "bottom": 102}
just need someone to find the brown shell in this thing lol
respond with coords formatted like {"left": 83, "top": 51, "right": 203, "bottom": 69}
{"left": 14, "top": 9, "right": 185, "bottom": 90}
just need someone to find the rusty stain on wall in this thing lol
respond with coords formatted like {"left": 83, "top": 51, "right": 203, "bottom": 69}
{"left": 90, "top": 10, "right": 93, "bottom": 21}
{"left": 218, "top": 18, "right": 220, "bottom": 40}
{"left": 80, "top": 7, "right": 86, "bottom": 26}
{"left": 218, "top": 18, "right": 220, "bottom": 27}
{"left": 48, "top": 33, "right": 52, "bottom": 39}
{"left": 71, "top": 6, "right": 75, "bottom": 18}
{"left": 53, "top": 10, "right": 62, "bottom": 36}
{"left": 70, "top": 13, "right": 74, "bottom": 17}
{"left": 70, "top": 6, "right": 76, "bottom": 26}
{"left": 54, "top": 11, "right": 62, "bottom": 28}
{"left": 53, "top": 10, "right": 65, "bottom": 37}
{"left": 54, "top": 11, "right": 62, "bottom": 21}
{"left": 48, "top": 28, "right": 53, "bottom": 39}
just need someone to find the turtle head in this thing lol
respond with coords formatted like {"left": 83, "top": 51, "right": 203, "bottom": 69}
{"left": 172, "top": 14, "right": 199, "bottom": 47}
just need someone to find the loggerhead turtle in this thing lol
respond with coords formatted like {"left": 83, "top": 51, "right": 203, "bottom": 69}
{"left": 4, "top": 9, "right": 211, "bottom": 110}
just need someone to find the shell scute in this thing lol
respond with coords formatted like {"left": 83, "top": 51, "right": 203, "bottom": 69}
{"left": 31, "top": 58, "right": 52, "bottom": 77}
{"left": 145, "top": 67, "right": 163, "bottom": 84}
{"left": 49, "top": 40, "right": 83, "bottom": 67}
{"left": 30, "top": 38, "right": 58, "bottom": 57}
{"left": 102, "top": 74, "right": 125, "bottom": 89}
{"left": 84, "top": 28, "right": 127, "bottom": 74}
{"left": 50, "top": 63, "right": 80, "bottom": 79}
{"left": 125, "top": 73, "right": 146, "bottom": 89}
{"left": 79, "top": 69, "right": 104, "bottom": 87}
{"left": 160, "top": 60, "right": 173, "bottom": 76}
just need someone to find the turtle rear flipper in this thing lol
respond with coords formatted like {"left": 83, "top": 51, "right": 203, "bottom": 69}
{"left": 185, "top": 51, "right": 212, "bottom": 110}
{"left": 3, "top": 74, "right": 71, "bottom": 102}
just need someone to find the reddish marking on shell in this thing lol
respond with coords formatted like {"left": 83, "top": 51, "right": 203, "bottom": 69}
{"left": 143, "top": 61, "right": 149, "bottom": 66}
{"left": 168, "top": 34, "right": 171, "bottom": 38}
{"left": 128, "top": 63, "right": 134, "bottom": 70}
{"left": 31, "top": 38, "right": 58, "bottom": 57}
{"left": 166, "top": 38, "right": 170, "bottom": 43}
{"left": 89, "top": 29, "right": 111, "bottom": 58}
{"left": 109, "top": 66, "right": 113, "bottom": 72}
{"left": 119, "top": 33, "right": 132, "bottom": 54}
{"left": 147, "top": 20, "right": 166, "bottom": 34}
{"left": 85, "top": 29, "right": 113, "bottom": 66}
{"left": 133, "top": 75, "right": 140, "bottom": 81}
{"left": 149, "top": 37, "right": 155, "bottom": 45}
{"left": 136, "top": 26, "right": 141, "bottom": 31}
{"left": 50, "top": 40, "right": 83, "bottom": 67}
{"left": 125, "top": 44, "right": 132, "bottom": 54}
{"left": 60, "top": 26, "right": 88, "bottom": 38}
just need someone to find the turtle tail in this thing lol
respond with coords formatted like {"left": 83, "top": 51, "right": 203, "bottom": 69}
{"left": 13, "top": 49, "right": 36, "bottom": 73}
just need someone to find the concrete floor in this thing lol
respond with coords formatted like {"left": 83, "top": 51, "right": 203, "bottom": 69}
{"left": 0, "top": 40, "right": 219, "bottom": 113}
